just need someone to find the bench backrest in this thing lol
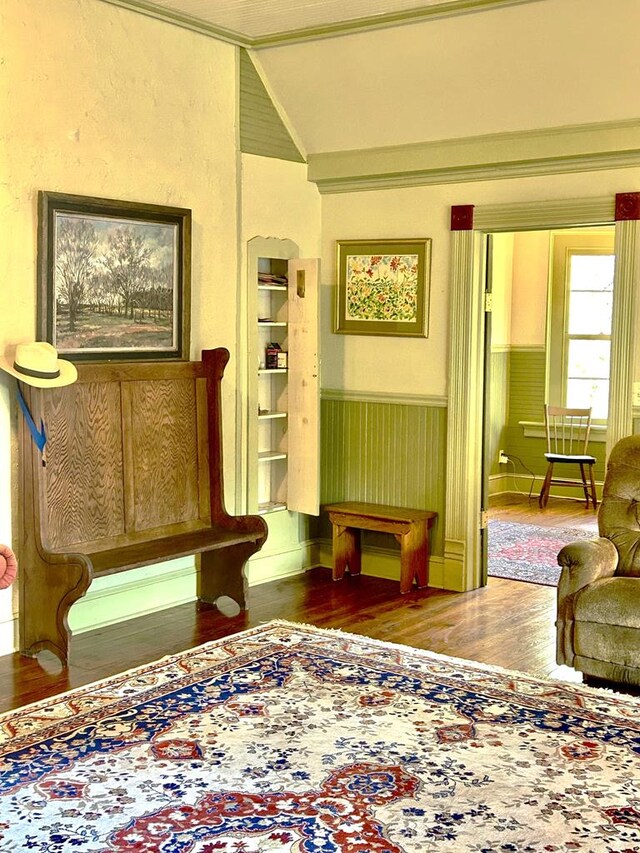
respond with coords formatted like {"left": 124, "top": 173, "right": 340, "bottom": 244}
{"left": 21, "top": 350, "right": 229, "bottom": 556}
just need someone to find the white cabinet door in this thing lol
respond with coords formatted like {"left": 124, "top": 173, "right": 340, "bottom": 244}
{"left": 286, "top": 257, "right": 320, "bottom": 516}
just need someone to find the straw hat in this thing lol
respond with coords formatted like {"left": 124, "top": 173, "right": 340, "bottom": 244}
{"left": 0, "top": 342, "right": 77, "bottom": 388}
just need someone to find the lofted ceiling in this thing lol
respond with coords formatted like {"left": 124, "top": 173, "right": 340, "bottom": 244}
{"left": 105, "top": 0, "right": 640, "bottom": 158}
{"left": 103, "top": 0, "right": 542, "bottom": 45}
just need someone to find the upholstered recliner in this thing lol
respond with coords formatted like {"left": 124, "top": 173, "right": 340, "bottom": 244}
{"left": 556, "top": 434, "right": 640, "bottom": 687}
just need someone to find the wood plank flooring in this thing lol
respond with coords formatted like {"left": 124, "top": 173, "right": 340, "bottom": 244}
{"left": 0, "top": 495, "right": 597, "bottom": 714}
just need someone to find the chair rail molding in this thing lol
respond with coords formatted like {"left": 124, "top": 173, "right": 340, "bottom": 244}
{"left": 447, "top": 193, "right": 639, "bottom": 592}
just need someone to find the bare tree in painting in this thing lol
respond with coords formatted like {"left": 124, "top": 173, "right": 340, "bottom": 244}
{"left": 102, "top": 227, "right": 153, "bottom": 320}
{"left": 55, "top": 218, "right": 99, "bottom": 331}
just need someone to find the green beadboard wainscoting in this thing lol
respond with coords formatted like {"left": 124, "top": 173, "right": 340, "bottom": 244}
{"left": 488, "top": 349, "right": 510, "bottom": 477}
{"left": 490, "top": 348, "right": 606, "bottom": 496}
{"left": 317, "top": 394, "right": 447, "bottom": 586}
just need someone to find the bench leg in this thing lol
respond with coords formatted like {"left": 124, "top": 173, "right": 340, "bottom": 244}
{"left": 332, "top": 524, "right": 361, "bottom": 580}
{"left": 397, "top": 520, "right": 429, "bottom": 594}
{"left": 19, "top": 556, "right": 92, "bottom": 665}
{"left": 198, "top": 542, "right": 260, "bottom": 611}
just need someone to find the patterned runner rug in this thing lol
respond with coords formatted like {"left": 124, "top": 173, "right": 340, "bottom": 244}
{"left": 488, "top": 519, "right": 598, "bottom": 586}
{"left": 2, "top": 620, "right": 639, "bottom": 851}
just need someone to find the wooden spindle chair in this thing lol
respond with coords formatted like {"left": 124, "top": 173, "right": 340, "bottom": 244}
{"left": 538, "top": 404, "right": 598, "bottom": 509}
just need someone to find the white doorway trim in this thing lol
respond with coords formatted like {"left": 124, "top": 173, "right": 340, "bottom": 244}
{"left": 444, "top": 194, "right": 640, "bottom": 592}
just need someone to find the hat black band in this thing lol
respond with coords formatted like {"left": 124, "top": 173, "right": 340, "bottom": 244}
{"left": 14, "top": 362, "right": 61, "bottom": 380}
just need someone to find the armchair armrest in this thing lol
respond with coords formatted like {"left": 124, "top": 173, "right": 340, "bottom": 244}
{"left": 556, "top": 537, "right": 618, "bottom": 667}
{"left": 557, "top": 538, "right": 618, "bottom": 599}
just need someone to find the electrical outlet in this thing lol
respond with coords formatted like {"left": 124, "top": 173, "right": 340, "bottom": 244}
{"left": 498, "top": 450, "right": 509, "bottom": 465}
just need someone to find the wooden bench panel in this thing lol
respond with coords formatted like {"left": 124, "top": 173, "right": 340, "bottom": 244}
{"left": 43, "top": 381, "right": 125, "bottom": 549}
{"left": 18, "top": 348, "right": 267, "bottom": 665}
{"left": 125, "top": 377, "right": 203, "bottom": 530}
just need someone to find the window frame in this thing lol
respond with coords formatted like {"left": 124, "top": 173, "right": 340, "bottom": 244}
{"left": 547, "top": 230, "right": 615, "bottom": 424}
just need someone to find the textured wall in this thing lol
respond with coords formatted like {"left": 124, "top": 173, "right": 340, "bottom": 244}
{"left": 0, "top": 0, "right": 239, "bottom": 652}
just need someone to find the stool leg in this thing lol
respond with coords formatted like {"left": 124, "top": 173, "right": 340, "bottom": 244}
{"left": 332, "top": 524, "right": 360, "bottom": 580}
{"left": 398, "top": 521, "right": 428, "bottom": 594}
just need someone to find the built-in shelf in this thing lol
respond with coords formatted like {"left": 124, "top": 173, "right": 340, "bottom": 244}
{"left": 259, "top": 450, "right": 288, "bottom": 462}
{"left": 248, "top": 236, "right": 319, "bottom": 517}
{"left": 258, "top": 501, "right": 287, "bottom": 514}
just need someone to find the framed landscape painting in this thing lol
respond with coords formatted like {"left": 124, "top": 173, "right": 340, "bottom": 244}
{"left": 335, "top": 238, "right": 431, "bottom": 337}
{"left": 37, "top": 191, "right": 191, "bottom": 361}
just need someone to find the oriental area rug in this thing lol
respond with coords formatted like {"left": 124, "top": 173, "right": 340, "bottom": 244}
{"left": 488, "top": 520, "right": 597, "bottom": 586}
{"left": 2, "top": 621, "right": 640, "bottom": 852}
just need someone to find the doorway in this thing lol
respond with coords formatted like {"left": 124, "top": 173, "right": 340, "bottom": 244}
{"left": 445, "top": 194, "right": 639, "bottom": 593}
{"left": 484, "top": 227, "right": 613, "bottom": 585}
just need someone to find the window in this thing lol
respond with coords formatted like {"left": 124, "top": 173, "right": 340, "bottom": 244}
{"left": 548, "top": 231, "right": 615, "bottom": 421}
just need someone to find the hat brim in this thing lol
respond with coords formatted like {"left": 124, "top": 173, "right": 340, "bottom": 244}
{"left": 0, "top": 355, "right": 78, "bottom": 388}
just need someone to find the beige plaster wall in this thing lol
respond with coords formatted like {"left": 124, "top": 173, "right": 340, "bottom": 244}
{"left": 320, "top": 169, "right": 640, "bottom": 399}
{"left": 0, "top": 0, "right": 239, "bottom": 652}
{"left": 490, "top": 233, "right": 514, "bottom": 350}
{"left": 511, "top": 231, "right": 551, "bottom": 348}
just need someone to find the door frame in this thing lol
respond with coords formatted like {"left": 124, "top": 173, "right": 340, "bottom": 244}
{"left": 445, "top": 194, "right": 640, "bottom": 592}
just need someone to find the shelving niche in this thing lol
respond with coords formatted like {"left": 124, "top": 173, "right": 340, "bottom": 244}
{"left": 247, "top": 237, "right": 320, "bottom": 517}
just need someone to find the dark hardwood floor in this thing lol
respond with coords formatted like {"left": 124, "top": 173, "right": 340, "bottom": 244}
{"left": 0, "top": 495, "right": 597, "bottom": 715}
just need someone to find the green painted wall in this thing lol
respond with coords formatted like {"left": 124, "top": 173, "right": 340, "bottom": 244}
{"left": 501, "top": 348, "right": 605, "bottom": 485}
{"left": 318, "top": 397, "right": 447, "bottom": 556}
{"left": 488, "top": 350, "right": 509, "bottom": 476}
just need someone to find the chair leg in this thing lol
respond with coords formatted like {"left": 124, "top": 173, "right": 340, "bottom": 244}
{"left": 539, "top": 462, "right": 554, "bottom": 508}
{"left": 578, "top": 463, "right": 590, "bottom": 508}
{"left": 588, "top": 463, "right": 598, "bottom": 510}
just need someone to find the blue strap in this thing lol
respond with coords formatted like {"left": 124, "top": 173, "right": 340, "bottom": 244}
{"left": 16, "top": 382, "right": 47, "bottom": 454}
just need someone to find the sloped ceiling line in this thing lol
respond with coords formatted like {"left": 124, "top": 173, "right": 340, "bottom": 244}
{"left": 98, "top": 0, "right": 544, "bottom": 46}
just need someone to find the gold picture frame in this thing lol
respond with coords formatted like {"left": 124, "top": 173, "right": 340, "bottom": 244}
{"left": 335, "top": 238, "right": 431, "bottom": 337}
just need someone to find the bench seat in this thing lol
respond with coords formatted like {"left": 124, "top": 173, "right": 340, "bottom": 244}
{"left": 18, "top": 348, "right": 267, "bottom": 664}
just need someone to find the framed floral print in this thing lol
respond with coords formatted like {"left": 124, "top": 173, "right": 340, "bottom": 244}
{"left": 335, "top": 238, "right": 431, "bottom": 337}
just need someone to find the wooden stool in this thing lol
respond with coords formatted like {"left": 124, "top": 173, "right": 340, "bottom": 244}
{"left": 324, "top": 502, "right": 437, "bottom": 594}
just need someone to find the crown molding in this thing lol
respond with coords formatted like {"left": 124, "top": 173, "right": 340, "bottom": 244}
{"left": 98, "top": 0, "right": 543, "bottom": 48}
{"left": 98, "top": 0, "right": 246, "bottom": 44}
{"left": 308, "top": 119, "right": 640, "bottom": 193}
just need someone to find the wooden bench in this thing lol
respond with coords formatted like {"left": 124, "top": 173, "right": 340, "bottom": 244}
{"left": 18, "top": 347, "right": 267, "bottom": 665}
{"left": 324, "top": 502, "right": 437, "bottom": 594}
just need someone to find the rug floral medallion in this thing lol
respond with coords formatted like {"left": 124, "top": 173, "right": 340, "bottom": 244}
{"left": 1, "top": 621, "right": 640, "bottom": 852}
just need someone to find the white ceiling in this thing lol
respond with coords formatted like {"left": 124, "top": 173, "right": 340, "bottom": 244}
{"left": 254, "top": 0, "right": 640, "bottom": 154}
{"left": 110, "top": 0, "right": 640, "bottom": 156}
{"left": 123, "top": 0, "right": 539, "bottom": 43}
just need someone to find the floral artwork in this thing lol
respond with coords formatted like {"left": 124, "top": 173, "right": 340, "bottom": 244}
{"left": 336, "top": 239, "right": 431, "bottom": 336}
{"left": 345, "top": 253, "right": 419, "bottom": 322}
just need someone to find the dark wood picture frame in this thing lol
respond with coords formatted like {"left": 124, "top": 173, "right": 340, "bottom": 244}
{"left": 38, "top": 191, "right": 191, "bottom": 361}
